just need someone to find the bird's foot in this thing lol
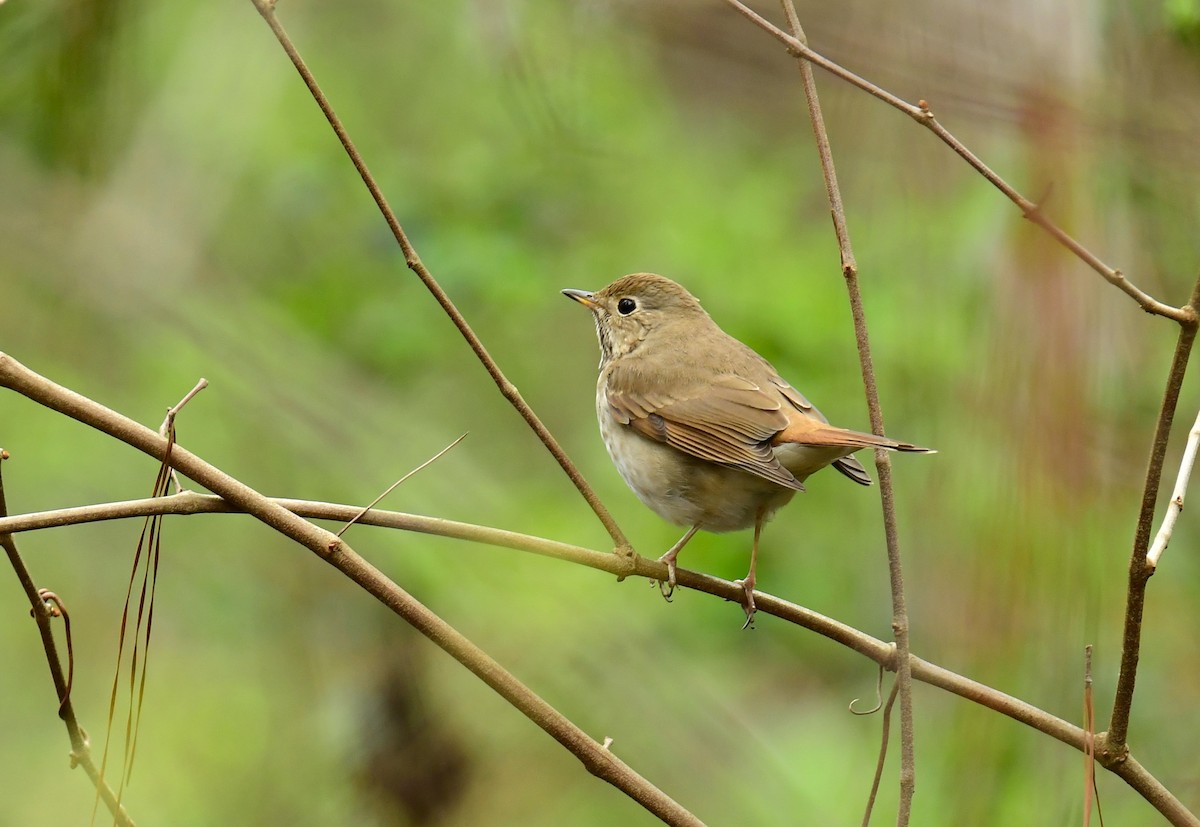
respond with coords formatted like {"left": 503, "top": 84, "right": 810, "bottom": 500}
{"left": 734, "top": 576, "right": 757, "bottom": 630}
{"left": 654, "top": 554, "right": 678, "bottom": 602}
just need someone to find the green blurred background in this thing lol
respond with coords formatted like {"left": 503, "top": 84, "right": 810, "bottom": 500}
{"left": 3, "top": 0, "right": 1200, "bottom": 823}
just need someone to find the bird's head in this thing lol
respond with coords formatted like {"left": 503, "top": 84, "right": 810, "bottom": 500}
{"left": 562, "top": 273, "right": 709, "bottom": 365}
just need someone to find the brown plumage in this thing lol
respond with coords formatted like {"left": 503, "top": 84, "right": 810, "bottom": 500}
{"left": 563, "top": 273, "right": 932, "bottom": 625}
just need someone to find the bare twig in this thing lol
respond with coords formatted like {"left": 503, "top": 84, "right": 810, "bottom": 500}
{"left": 1147, "top": 408, "right": 1200, "bottom": 568}
{"left": 246, "top": 0, "right": 632, "bottom": 559}
{"left": 35, "top": 589, "right": 74, "bottom": 713}
{"left": 158, "top": 379, "right": 206, "bottom": 494}
{"left": 0, "top": 352, "right": 699, "bottom": 827}
{"left": 0, "top": 451, "right": 136, "bottom": 827}
{"left": 776, "top": 2, "right": 914, "bottom": 820}
{"left": 722, "top": 0, "right": 1190, "bottom": 323}
{"left": 1084, "top": 645, "right": 1096, "bottom": 827}
{"left": 1109, "top": 274, "right": 1200, "bottom": 754}
{"left": 861, "top": 679, "right": 901, "bottom": 827}
{"left": 158, "top": 379, "right": 207, "bottom": 435}
{"left": 337, "top": 432, "right": 468, "bottom": 537}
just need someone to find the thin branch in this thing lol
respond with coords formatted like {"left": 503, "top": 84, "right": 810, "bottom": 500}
{"left": 1084, "top": 645, "right": 1097, "bottom": 827}
{"left": 158, "top": 379, "right": 206, "bottom": 494}
{"left": 337, "top": 432, "right": 468, "bottom": 537}
{"left": 246, "top": 0, "right": 632, "bottom": 558}
{"left": 1147, "top": 407, "right": 1200, "bottom": 568}
{"left": 0, "top": 352, "right": 699, "bottom": 827}
{"left": 777, "top": 2, "right": 914, "bottom": 820}
{"left": 861, "top": 679, "right": 900, "bottom": 827}
{"left": 0, "top": 495, "right": 1084, "bottom": 717}
{"left": 722, "top": 0, "right": 1190, "bottom": 324}
{"left": 36, "top": 589, "right": 74, "bottom": 714}
{"left": 0, "top": 451, "right": 136, "bottom": 827}
{"left": 1109, "top": 274, "right": 1200, "bottom": 753}
{"left": 158, "top": 379, "right": 207, "bottom": 435}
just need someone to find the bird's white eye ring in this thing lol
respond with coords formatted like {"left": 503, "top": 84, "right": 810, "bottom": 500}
{"left": 617, "top": 297, "right": 637, "bottom": 315}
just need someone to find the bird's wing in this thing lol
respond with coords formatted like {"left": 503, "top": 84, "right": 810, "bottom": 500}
{"left": 605, "top": 368, "right": 805, "bottom": 490}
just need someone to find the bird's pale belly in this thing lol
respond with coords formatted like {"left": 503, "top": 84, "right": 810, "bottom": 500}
{"left": 599, "top": 404, "right": 801, "bottom": 533}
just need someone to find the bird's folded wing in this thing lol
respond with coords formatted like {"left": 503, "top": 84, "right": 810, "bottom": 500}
{"left": 606, "top": 372, "right": 805, "bottom": 490}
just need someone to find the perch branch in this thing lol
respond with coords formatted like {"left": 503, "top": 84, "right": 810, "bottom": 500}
{"left": 722, "top": 0, "right": 1189, "bottom": 323}
{"left": 246, "top": 0, "right": 631, "bottom": 556}
{"left": 0, "top": 352, "right": 698, "bottom": 827}
{"left": 0, "top": 493, "right": 1196, "bottom": 826}
{"left": 777, "top": 1, "right": 914, "bottom": 820}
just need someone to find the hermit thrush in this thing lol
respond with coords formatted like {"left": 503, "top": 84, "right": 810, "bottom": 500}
{"left": 563, "top": 273, "right": 932, "bottom": 626}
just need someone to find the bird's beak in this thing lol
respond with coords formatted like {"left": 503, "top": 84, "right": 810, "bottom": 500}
{"left": 561, "top": 288, "right": 599, "bottom": 310}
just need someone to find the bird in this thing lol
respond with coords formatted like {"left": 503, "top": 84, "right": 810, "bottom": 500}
{"left": 562, "top": 273, "right": 932, "bottom": 626}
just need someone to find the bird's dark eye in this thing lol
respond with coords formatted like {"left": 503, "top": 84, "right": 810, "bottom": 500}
{"left": 617, "top": 297, "right": 637, "bottom": 315}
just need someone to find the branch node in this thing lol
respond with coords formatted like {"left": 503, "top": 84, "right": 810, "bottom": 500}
{"left": 612, "top": 544, "right": 637, "bottom": 581}
{"left": 1093, "top": 732, "right": 1130, "bottom": 768}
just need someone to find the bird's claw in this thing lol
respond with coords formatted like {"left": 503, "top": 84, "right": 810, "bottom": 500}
{"left": 735, "top": 578, "right": 757, "bottom": 630}
{"left": 654, "top": 555, "right": 678, "bottom": 603}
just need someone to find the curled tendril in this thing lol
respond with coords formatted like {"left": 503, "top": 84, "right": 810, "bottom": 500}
{"left": 850, "top": 662, "right": 885, "bottom": 716}
{"left": 35, "top": 589, "right": 73, "bottom": 714}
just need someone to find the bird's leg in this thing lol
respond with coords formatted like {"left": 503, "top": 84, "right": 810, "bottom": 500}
{"left": 736, "top": 508, "right": 766, "bottom": 630}
{"left": 656, "top": 525, "right": 700, "bottom": 602}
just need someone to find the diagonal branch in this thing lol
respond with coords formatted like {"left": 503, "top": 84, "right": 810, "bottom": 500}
{"left": 776, "top": 2, "right": 914, "bottom": 821}
{"left": 247, "top": 0, "right": 631, "bottom": 556}
{"left": 722, "top": 0, "right": 1189, "bottom": 323}
{"left": 1146, "top": 406, "right": 1200, "bottom": 568}
{"left": 0, "top": 352, "right": 698, "bottom": 827}
{"left": 0, "top": 452, "right": 135, "bottom": 827}
{"left": 1108, "top": 274, "right": 1200, "bottom": 753}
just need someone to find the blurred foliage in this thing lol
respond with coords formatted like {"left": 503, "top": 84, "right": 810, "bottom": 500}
{"left": 1167, "top": 0, "right": 1200, "bottom": 48}
{"left": 3, "top": 0, "right": 1200, "bottom": 824}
